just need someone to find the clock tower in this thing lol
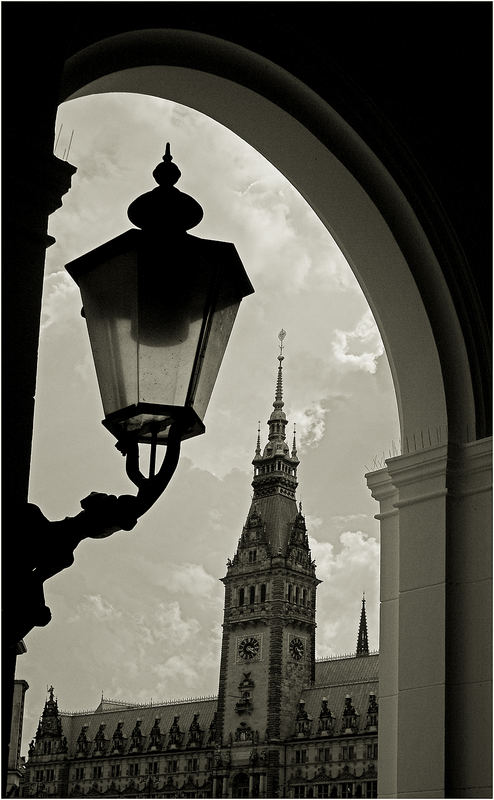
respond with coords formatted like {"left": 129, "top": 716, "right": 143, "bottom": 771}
{"left": 215, "top": 332, "right": 320, "bottom": 796}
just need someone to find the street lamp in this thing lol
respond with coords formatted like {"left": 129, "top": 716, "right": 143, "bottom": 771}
{"left": 10, "top": 145, "right": 254, "bottom": 646}
{"left": 66, "top": 143, "right": 253, "bottom": 453}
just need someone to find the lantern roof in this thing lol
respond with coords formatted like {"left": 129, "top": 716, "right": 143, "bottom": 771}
{"left": 127, "top": 142, "right": 204, "bottom": 233}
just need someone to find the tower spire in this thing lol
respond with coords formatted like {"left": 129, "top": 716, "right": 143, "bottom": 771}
{"left": 356, "top": 593, "right": 369, "bottom": 656}
{"left": 251, "top": 330, "right": 299, "bottom": 507}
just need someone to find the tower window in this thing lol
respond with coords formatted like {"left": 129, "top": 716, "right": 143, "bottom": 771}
{"left": 302, "top": 588, "right": 306, "bottom": 606}
{"left": 249, "top": 586, "right": 255, "bottom": 604}
{"left": 248, "top": 549, "right": 257, "bottom": 563}
{"left": 43, "top": 740, "right": 52, "bottom": 755}
{"left": 239, "top": 588, "right": 245, "bottom": 606}
{"left": 260, "top": 583, "right": 267, "bottom": 603}
{"left": 288, "top": 584, "right": 293, "bottom": 602}
{"left": 295, "top": 586, "right": 300, "bottom": 604}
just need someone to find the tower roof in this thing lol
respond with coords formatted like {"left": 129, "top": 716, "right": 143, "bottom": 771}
{"left": 232, "top": 331, "right": 312, "bottom": 563}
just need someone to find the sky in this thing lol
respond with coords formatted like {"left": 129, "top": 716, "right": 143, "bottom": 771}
{"left": 19, "top": 93, "right": 400, "bottom": 752}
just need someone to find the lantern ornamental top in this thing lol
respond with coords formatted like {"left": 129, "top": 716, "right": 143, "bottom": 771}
{"left": 127, "top": 143, "right": 204, "bottom": 233}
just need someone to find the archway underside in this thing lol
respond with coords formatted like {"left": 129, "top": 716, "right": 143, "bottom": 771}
{"left": 60, "top": 31, "right": 478, "bottom": 448}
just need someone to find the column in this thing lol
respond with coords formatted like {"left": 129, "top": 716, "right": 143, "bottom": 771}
{"left": 387, "top": 444, "right": 448, "bottom": 798}
{"left": 445, "top": 438, "right": 492, "bottom": 797}
{"left": 365, "top": 467, "right": 398, "bottom": 799}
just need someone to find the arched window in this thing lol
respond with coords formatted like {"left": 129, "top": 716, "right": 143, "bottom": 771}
{"left": 249, "top": 586, "right": 255, "bottom": 604}
{"left": 239, "top": 587, "right": 245, "bottom": 606}
{"left": 260, "top": 584, "right": 267, "bottom": 603}
{"left": 232, "top": 772, "right": 249, "bottom": 798}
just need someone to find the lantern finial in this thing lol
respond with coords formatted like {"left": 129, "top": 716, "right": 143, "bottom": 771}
{"left": 152, "top": 142, "right": 181, "bottom": 187}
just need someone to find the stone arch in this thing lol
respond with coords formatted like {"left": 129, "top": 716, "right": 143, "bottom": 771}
{"left": 59, "top": 28, "right": 477, "bottom": 448}
{"left": 56, "top": 29, "right": 491, "bottom": 798}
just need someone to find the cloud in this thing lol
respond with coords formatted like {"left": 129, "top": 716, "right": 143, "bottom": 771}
{"left": 40, "top": 271, "right": 81, "bottom": 333}
{"left": 331, "top": 513, "right": 369, "bottom": 527}
{"left": 78, "top": 593, "right": 122, "bottom": 621}
{"left": 292, "top": 400, "right": 329, "bottom": 450}
{"left": 310, "top": 531, "right": 380, "bottom": 656}
{"left": 152, "top": 656, "right": 201, "bottom": 694}
{"left": 165, "top": 563, "right": 218, "bottom": 597}
{"left": 153, "top": 602, "right": 201, "bottom": 646}
{"left": 332, "top": 310, "right": 384, "bottom": 373}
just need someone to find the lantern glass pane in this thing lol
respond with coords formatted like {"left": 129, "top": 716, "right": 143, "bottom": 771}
{"left": 79, "top": 252, "right": 138, "bottom": 416}
{"left": 136, "top": 255, "right": 211, "bottom": 408}
{"left": 191, "top": 297, "right": 241, "bottom": 421}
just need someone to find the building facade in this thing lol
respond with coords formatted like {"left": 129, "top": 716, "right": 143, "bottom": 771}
{"left": 21, "top": 344, "right": 379, "bottom": 798}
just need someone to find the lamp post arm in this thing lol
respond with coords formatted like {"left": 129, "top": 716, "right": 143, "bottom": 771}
{"left": 8, "top": 424, "right": 182, "bottom": 646}
{"left": 134, "top": 422, "right": 182, "bottom": 516}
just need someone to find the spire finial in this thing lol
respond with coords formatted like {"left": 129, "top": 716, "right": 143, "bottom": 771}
{"left": 292, "top": 423, "right": 298, "bottom": 458}
{"left": 278, "top": 328, "right": 286, "bottom": 358}
{"left": 274, "top": 330, "right": 286, "bottom": 409}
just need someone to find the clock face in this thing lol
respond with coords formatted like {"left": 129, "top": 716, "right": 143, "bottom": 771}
{"left": 238, "top": 636, "right": 260, "bottom": 660}
{"left": 289, "top": 636, "right": 305, "bottom": 661}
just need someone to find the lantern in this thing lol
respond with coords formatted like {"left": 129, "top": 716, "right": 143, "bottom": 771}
{"left": 65, "top": 144, "right": 254, "bottom": 446}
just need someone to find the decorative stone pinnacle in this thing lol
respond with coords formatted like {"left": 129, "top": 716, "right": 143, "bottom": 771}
{"left": 255, "top": 422, "right": 261, "bottom": 456}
